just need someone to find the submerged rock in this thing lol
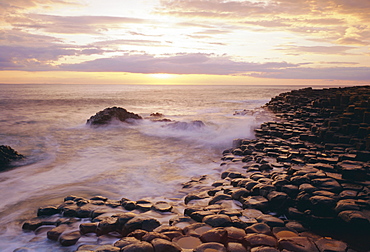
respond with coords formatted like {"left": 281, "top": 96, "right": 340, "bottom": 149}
{"left": 87, "top": 107, "right": 142, "bottom": 126}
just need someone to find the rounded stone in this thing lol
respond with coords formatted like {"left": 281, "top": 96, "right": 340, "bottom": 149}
{"left": 114, "top": 237, "right": 141, "bottom": 249}
{"left": 150, "top": 238, "right": 181, "bottom": 252}
{"left": 152, "top": 201, "right": 173, "bottom": 212}
{"left": 245, "top": 223, "right": 271, "bottom": 236}
{"left": 173, "top": 235, "right": 202, "bottom": 250}
{"left": 227, "top": 242, "right": 248, "bottom": 252}
{"left": 200, "top": 227, "right": 228, "bottom": 244}
{"left": 315, "top": 238, "right": 348, "bottom": 252}
{"left": 203, "top": 214, "right": 232, "bottom": 227}
{"left": 121, "top": 241, "right": 154, "bottom": 252}
{"left": 193, "top": 242, "right": 227, "bottom": 252}
{"left": 244, "top": 233, "right": 277, "bottom": 247}
{"left": 94, "top": 245, "right": 121, "bottom": 252}
{"left": 59, "top": 230, "right": 81, "bottom": 246}
{"left": 278, "top": 237, "right": 319, "bottom": 252}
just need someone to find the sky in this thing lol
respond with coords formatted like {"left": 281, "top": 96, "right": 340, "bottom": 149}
{"left": 0, "top": 0, "right": 370, "bottom": 85}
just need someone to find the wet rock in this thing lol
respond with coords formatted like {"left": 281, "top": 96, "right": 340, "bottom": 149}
{"left": 203, "top": 214, "right": 233, "bottom": 227}
{"left": 242, "top": 196, "right": 269, "bottom": 212}
{"left": 337, "top": 210, "right": 370, "bottom": 227}
{"left": 278, "top": 237, "right": 319, "bottom": 252}
{"left": 193, "top": 242, "right": 227, "bottom": 252}
{"left": 245, "top": 223, "right": 272, "bottom": 236}
{"left": 47, "top": 224, "right": 69, "bottom": 241}
{"left": 225, "top": 226, "right": 247, "bottom": 242}
{"left": 315, "top": 238, "right": 348, "bottom": 252}
{"left": 266, "top": 191, "right": 290, "bottom": 211}
{"left": 37, "top": 206, "right": 60, "bottom": 217}
{"left": 256, "top": 215, "right": 285, "bottom": 227}
{"left": 226, "top": 242, "right": 248, "bottom": 252}
{"left": 243, "top": 233, "right": 277, "bottom": 247}
{"left": 94, "top": 245, "right": 120, "bottom": 252}
{"left": 0, "top": 145, "right": 24, "bottom": 170}
{"left": 121, "top": 241, "right": 154, "bottom": 252}
{"left": 250, "top": 247, "right": 279, "bottom": 252}
{"left": 59, "top": 230, "right": 81, "bottom": 246}
{"left": 150, "top": 238, "right": 181, "bottom": 252}
{"left": 183, "top": 223, "right": 213, "bottom": 237}
{"left": 96, "top": 216, "right": 118, "bottom": 235}
{"left": 172, "top": 235, "right": 202, "bottom": 250}
{"left": 152, "top": 201, "right": 172, "bottom": 212}
{"left": 79, "top": 222, "right": 97, "bottom": 234}
{"left": 200, "top": 227, "right": 228, "bottom": 244}
{"left": 127, "top": 229, "right": 148, "bottom": 240}
{"left": 142, "top": 231, "right": 170, "bottom": 242}
{"left": 114, "top": 237, "right": 142, "bottom": 249}
{"left": 123, "top": 217, "right": 161, "bottom": 235}
{"left": 114, "top": 212, "right": 137, "bottom": 231}
{"left": 309, "top": 195, "right": 337, "bottom": 216}
{"left": 87, "top": 107, "right": 142, "bottom": 126}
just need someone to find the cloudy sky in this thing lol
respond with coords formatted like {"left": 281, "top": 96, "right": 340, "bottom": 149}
{"left": 1, "top": 0, "right": 370, "bottom": 84}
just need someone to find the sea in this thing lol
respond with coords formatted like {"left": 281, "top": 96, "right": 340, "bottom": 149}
{"left": 0, "top": 84, "right": 347, "bottom": 251}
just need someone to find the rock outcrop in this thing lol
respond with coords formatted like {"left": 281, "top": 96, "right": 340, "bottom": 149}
{"left": 86, "top": 107, "right": 142, "bottom": 126}
{"left": 0, "top": 145, "right": 24, "bottom": 170}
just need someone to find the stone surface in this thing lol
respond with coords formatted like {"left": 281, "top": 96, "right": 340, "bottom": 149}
{"left": 87, "top": 107, "right": 142, "bottom": 126}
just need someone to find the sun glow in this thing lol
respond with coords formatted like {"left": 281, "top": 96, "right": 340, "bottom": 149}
{"left": 150, "top": 73, "right": 175, "bottom": 79}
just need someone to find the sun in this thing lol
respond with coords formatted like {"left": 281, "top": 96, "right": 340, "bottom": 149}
{"left": 150, "top": 73, "right": 174, "bottom": 79}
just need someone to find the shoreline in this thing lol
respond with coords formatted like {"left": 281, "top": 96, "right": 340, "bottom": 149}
{"left": 18, "top": 86, "right": 370, "bottom": 252}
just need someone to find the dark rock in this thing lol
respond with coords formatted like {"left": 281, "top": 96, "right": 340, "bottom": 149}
{"left": 245, "top": 223, "right": 271, "bottom": 236}
{"left": 94, "top": 245, "right": 121, "bottom": 252}
{"left": 225, "top": 226, "right": 247, "bottom": 242}
{"left": 315, "top": 238, "right": 347, "bottom": 252}
{"left": 242, "top": 196, "right": 269, "bottom": 212}
{"left": 203, "top": 214, "right": 232, "bottom": 227}
{"left": 121, "top": 241, "right": 154, "bottom": 252}
{"left": 37, "top": 206, "right": 60, "bottom": 217}
{"left": 193, "top": 242, "right": 227, "bottom": 252}
{"left": 309, "top": 195, "right": 337, "bottom": 216}
{"left": 47, "top": 224, "right": 68, "bottom": 241}
{"left": 96, "top": 216, "right": 118, "bottom": 235}
{"left": 79, "top": 222, "right": 97, "bottom": 234}
{"left": 183, "top": 223, "right": 213, "bottom": 237}
{"left": 243, "top": 233, "right": 278, "bottom": 248}
{"left": 0, "top": 145, "right": 24, "bottom": 170}
{"left": 142, "top": 232, "right": 170, "bottom": 242}
{"left": 172, "top": 236, "right": 202, "bottom": 250}
{"left": 226, "top": 242, "right": 248, "bottom": 252}
{"left": 256, "top": 215, "right": 285, "bottom": 227}
{"left": 150, "top": 238, "right": 181, "bottom": 252}
{"left": 123, "top": 217, "right": 161, "bottom": 235}
{"left": 127, "top": 229, "right": 148, "bottom": 240}
{"left": 337, "top": 210, "right": 370, "bottom": 227}
{"left": 59, "top": 230, "right": 81, "bottom": 246}
{"left": 152, "top": 201, "right": 172, "bottom": 212}
{"left": 114, "top": 237, "right": 140, "bottom": 249}
{"left": 278, "top": 237, "right": 319, "bottom": 252}
{"left": 250, "top": 247, "right": 279, "bottom": 252}
{"left": 87, "top": 107, "right": 142, "bottom": 126}
{"left": 200, "top": 227, "right": 228, "bottom": 244}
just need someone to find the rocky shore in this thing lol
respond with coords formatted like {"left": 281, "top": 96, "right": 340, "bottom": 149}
{"left": 19, "top": 86, "right": 370, "bottom": 252}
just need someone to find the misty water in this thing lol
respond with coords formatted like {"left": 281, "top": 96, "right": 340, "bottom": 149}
{"left": 0, "top": 84, "right": 311, "bottom": 251}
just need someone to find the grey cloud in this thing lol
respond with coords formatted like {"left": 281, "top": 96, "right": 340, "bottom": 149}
{"left": 58, "top": 53, "right": 298, "bottom": 75}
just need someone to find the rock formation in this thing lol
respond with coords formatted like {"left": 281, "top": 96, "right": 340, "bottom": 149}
{"left": 86, "top": 107, "right": 142, "bottom": 126}
{"left": 0, "top": 145, "right": 24, "bottom": 171}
